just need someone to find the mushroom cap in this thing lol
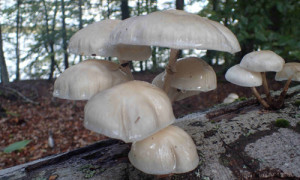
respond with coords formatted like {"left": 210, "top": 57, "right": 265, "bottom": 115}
{"left": 225, "top": 64, "right": 262, "bottom": 87}
{"left": 53, "top": 59, "right": 131, "bottom": 100}
{"left": 170, "top": 57, "right": 217, "bottom": 91}
{"left": 228, "top": 93, "right": 239, "bottom": 99}
{"left": 152, "top": 72, "right": 199, "bottom": 101}
{"left": 128, "top": 125, "right": 199, "bottom": 175}
{"left": 275, "top": 62, "right": 300, "bottom": 81}
{"left": 223, "top": 93, "right": 239, "bottom": 104}
{"left": 68, "top": 19, "right": 151, "bottom": 61}
{"left": 110, "top": 9, "right": 241, "bottom": 54}
{"left": 240, "top": 50, "right": 285, "bottom": 72}
{"left": 84, "top": 81, "right": 175, "bottom": 143}
{"left": 223, "top": 97, "right": 236, "bottom": 104}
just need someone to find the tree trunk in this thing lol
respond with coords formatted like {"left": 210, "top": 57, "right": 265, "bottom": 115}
{"left": 42, "top": 0, "right": 58, "bottom": 81}
{"left": 0, "top": 25, "right": 9, "bottom": 84}
{"left": 176, "top": 0, "right": 184, "bottom": 10}
{"left": 78, "top": 0, "right": 83, "bottom": 62}
{"left": 121, "top": 0, "right": 129, "bottom": 20}
{"left": 61, "top": 0, "right": 69, "bottom": 69}
{"left": 176, "top": 0, "right": 184, "bottom": 58}
{"left": 15, "top": 0, "right": 21, "bottom": 81}
{"left": 120, "top": 0, "right": 135, "bottom": 73}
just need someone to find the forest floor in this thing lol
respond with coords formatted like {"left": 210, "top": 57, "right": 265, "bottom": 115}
{"left": 0, "top": 71, "right": 291, "bottom": 170}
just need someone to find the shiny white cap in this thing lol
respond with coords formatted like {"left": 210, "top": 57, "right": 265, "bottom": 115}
{"left": 84, "top": 81, "right": 175, "bottom": 143}
{"left": 275, "top": 62, "right": 300, "bottom": 81}
{"left": 68, "top": 20, "right": 151, "bottom": 60}
{"left": 129, "top": 125, "right": 199, "bottom": 175}
{"left": 240, "top": 50, "right": 285, "bottom": 72}
{"left": 110, "top": 9, "right": 241, "bottom": 54}
{"left": 53, "top": 60, "right": 131, "bottom": 100}
{"left": 225, "top": 64, "right": 262, "bottom": 87}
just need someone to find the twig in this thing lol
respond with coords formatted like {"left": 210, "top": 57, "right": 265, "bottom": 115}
{"left": 0, "top": 86, "right": 39, "bottom": 105}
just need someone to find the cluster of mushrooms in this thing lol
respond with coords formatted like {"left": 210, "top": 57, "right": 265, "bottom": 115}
{"left": 225, "top": 50, "right": 300, "bottom": 109}
{"left": 53, "top": 9, "right": 298, "bottom": 175}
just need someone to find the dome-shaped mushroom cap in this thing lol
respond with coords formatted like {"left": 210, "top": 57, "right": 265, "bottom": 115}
{"left": 228, "top": 93, "right": 239, "bottom": 99}
{"left": 275, "top": 62, "right": 300, "bottom": 81}
{"left": 128, "top": 125, "right": 199, "bottom": 175}
{"left": 152, "top": 72, "right": 199, "bottom": 101}
{"left": 225, "top": 65, "right": 262, "bottom": 87}
{"left": 171, "top": 57, "right": 217, "bottom": 91}
{"left": 240, "top": 50, "right": 285, "bottom": 72}
{"left": 68, "top": 19, "right": 151, "bottom": 60}
{"left": 53, "top": 60, "right": 131, "bottom": 100}
{"left": 110, "top": 9, "right": 241, "bottom": 54}
{"left": 223, "top": 93, "right": 239, "bottom": 104}
{"left": 84, "top": 81, "right": 175, "bottom": 143}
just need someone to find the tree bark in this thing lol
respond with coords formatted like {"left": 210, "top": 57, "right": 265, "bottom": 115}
{"left": 176, "top": 0, "right": 184, "bottom": 10}
{"left": 175, "top": 0, "right": 184, "bottom": 58}
{"left": 42, "top": 0, "right": 58, "bottom": 81}
{"left": 78, "top": 0, "right": 83, "bottom": 62}
{"left": 61, "top": 0, "right": 69, "bottom": 69}
{"left": 15, "top": 0, "right": 21, "bottom": 81}
{"left": 0, "top": 25, "right": 9, "bottom": 84}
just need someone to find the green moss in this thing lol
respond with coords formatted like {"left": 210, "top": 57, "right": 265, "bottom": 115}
{"left": 235, "top": 97, "right": 247, "bottom": 102}
{"left": 274, "top": 118, "right": 290, "bottom": 128}
{"left": 294, "top": 100, "right": 300, "bottom": 106}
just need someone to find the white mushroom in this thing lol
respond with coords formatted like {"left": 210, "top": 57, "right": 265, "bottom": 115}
{"left": 240, "top": 50, "right": 285, "bottom": 103}
{"left": 152, "top": 57, "right": 217, "bottom": 102}
{"left": 110, "top": 9, "right": 240, "bottom": 93}
{"left": 274, "top": 62, "right": 300, "bottom": 108}
{"left": 223, "top": 93, "right": 239, "bottom": 104}
{"left": 128, "top": 125, "right": 199, "bottom": 175}
{"left": 110, "top": 10, "right": 240, "bottom": 53}
{"left": 225, "top": 64, "right": 269, "bottom": 108}
{"left": 53, "top": 60, "right": 131, "bottom": 100}
{"left": 240, "top": 50, "right": 285, "bottom": 73}
{"left": 68, "top": 19, "right": 151, "bottom": 61}
{"left": 84, "top": 81, "right": 175, "bottom": 143}
{"left": 68, "top": 19, "right": 151, "bottom": 79}
{"left": 225, "top": 64, "right": 262, "bottom": 87}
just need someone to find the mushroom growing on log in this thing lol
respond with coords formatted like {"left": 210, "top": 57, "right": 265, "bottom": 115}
{"left": 110, "top": 9, "right": 240, "bottom": 93}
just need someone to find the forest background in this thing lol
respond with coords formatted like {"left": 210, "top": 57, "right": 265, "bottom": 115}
{"left": 0, "top": 0, "right": 299, "bottom": 83}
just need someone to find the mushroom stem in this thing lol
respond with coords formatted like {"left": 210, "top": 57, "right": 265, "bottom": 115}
{"left": 163, "top": 49, "right": 179, "bottom": 93}
{"left": 261, "top": 72, "right": 272, "bottom": 104}
{"left": 276, "top": 76, "right": 293, "bottom": 107}
{"left": 251, "top": 87, "right": 270, "bottom": 109}
{"left": 119, "top": 60, "right": 134, "bottom": 80}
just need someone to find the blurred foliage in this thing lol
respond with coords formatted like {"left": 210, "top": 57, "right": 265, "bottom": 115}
{"left": 1, "top": 0, "right": 299, "bottom": 79}
{"left": 200, "top": 0, "right": 300, "bottom": 71}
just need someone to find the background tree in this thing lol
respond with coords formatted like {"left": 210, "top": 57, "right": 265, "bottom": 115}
{"left": 0, "top": 0, "right": 298, "bottom": 81}
{"left": 61, "top": 0, "right": 69, "bottom": 69}
{"left": 15, "top": 0, "right": 22, "bottom": 81}
{"left": 0, "top": 24, "right": 9, "bottom": 84}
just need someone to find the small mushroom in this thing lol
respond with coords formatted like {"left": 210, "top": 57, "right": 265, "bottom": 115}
{"left": 240, "top": 50, "right": 285, "bottom": 103}
{"left": 53, "top": 60, "right": 131, "bottom": 100}
{"left": 225, "top": 64, "right": 269, "bottom": 108}
{"left": 223, "top": 93, "right": 239, "bottom": 104}
{"left": 152, "top": 57, "right": 217, "bottom": 102}
{"left": 128, "top": 125, "right": 199, "bottom": 175}
{"left": 84, "top": 81, "right": 175, "bottom": 143}
{"left": 275, "top": 62, "right": 300, "bottom": 107}
{"left": 110, "top": 9, "right": 240, "bottom": 93}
